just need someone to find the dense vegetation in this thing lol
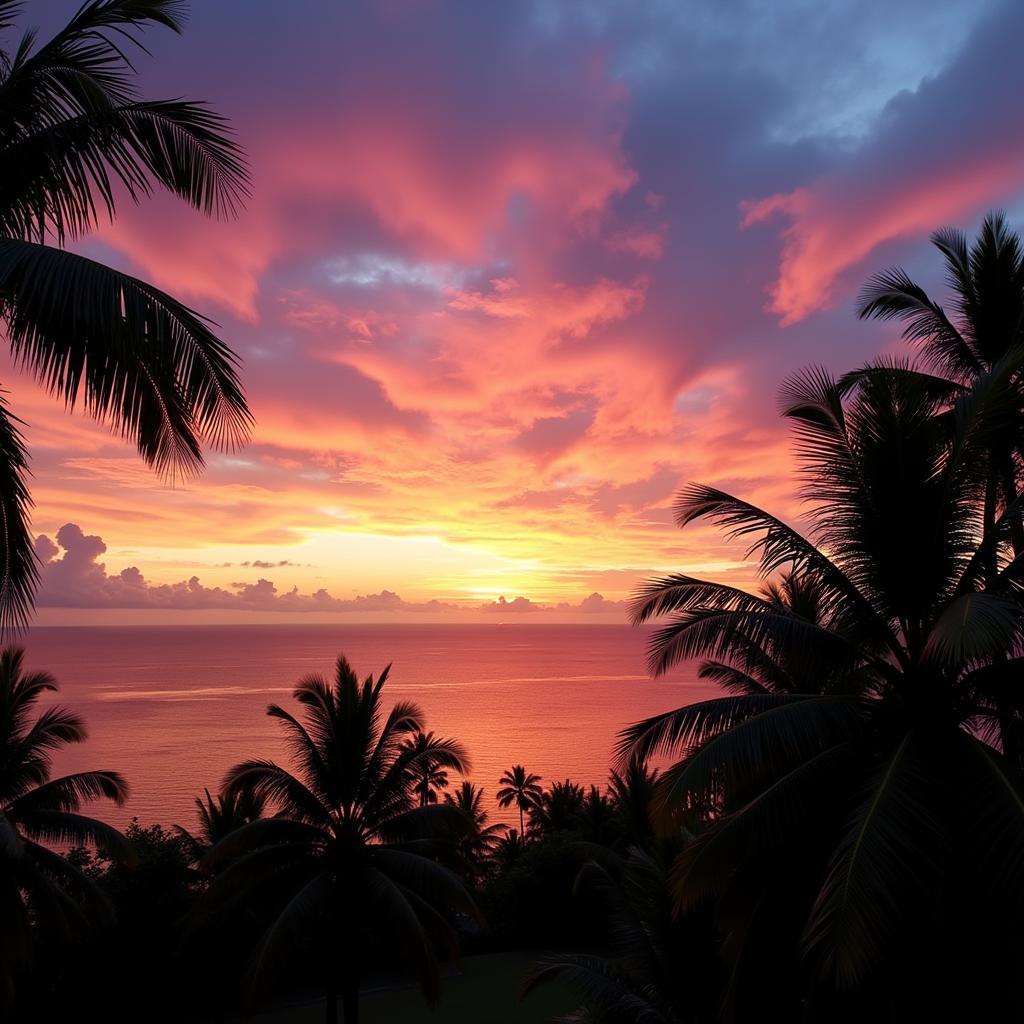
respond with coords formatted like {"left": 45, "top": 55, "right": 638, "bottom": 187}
{"left": 2, "top": 4, "right": 1024, "bottom": 1023}
{"left": 5, "top": 219, "right": 1024, "bottom": 1021}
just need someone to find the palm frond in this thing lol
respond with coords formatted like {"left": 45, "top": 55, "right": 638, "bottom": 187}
{"left": 674, "top": 743, "right": 856, "bottom": 911}
{"left": 803, "top": 732, "right": 945, "bottom": 989}
{"left": 9, "top": 769, "right": 127, "bottom": 813}
{"left": 923, "top": 592, "right": 1024, "bottom": 666}
{"left": 654, "top": 696, "right": 862, "bottom": 813}
{"left": 0, "top": 395, "right": 35, "bottom": 633}
{"left": 0, "top": 238, "right": 252, "bottom": 473}
{"left": 245, "top": 870, "right": 331, "bottom": 999}
{"left": 222, "top": 760, "right": 331, "bottom": 829}
{"left": 16, "top": 808, "right": 129, "bottom": 857}
{"left": 0, "top": 98, "right": 248, "bottom": 242}
{"left": 857, "top": 266, "right": 980, "bottom": 378}
{"left": 617, "top": 693, "right": 817, "bottom": 765}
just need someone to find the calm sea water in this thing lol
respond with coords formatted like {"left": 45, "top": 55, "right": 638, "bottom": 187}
{"left": 21, "top": 624, "right": 712, "bottom": 832}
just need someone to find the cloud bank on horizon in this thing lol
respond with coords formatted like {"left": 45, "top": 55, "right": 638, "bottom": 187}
{"left": 7, "top": 0, "right": 1023, "bottom": 620}
{"left": 34, "top": 524, "right": 627, "bottom": 617}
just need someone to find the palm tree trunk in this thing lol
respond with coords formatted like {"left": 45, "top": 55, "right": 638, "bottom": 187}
{"left": 326, "top": 976, "right": 339, "bottom": 1024}
{"left": 342, "top": 971, "right": 359, "bottom": 1023}
{"left": 518, "top": 802, "right": 524, "bottom": 835}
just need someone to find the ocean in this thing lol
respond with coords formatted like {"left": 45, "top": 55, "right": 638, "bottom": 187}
{"left": 21, "top": 623, "right": 712, "bottom": 832}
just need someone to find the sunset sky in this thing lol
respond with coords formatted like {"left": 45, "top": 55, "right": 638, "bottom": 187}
{"left": 11, "top": 0, "right": 1024, "bottom": 623}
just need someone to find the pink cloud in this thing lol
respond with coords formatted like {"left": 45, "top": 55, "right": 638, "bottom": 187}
{"left": 743, "top": 150, "right": 1024, "bottom": 324}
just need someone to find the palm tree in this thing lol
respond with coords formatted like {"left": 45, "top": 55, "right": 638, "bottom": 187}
{"left": 0, "top": 646, "right": 128, "bottom": 1007}
{"left": 622, "top": 367, "right": 1024, "bottom": 1017}
{"left": 201, "top": 655, "right": 476, "bottom": 1024}
{"left": 0, "top": 0, "right": 251, "bottom": 631}
{"left": 174, "top": 785, "right": 266, "bottom": 865}
{"left": 403, "top": 730, "right": 465, "bottom": 807}
{"left": 529, "top": 779, "right": 586, "bottom": 835}
{"left": 493, "top": 828, "right": 527, "bottom": 871}
{"left": 856, "top": 213, "right": 1024, "bottom": 563}
{"left": 496, "top": 765, "right": 543, "bottom": 835}
{"left": 857, "top": 211, "right": 1024, "bottom": 761}
{"left": 443, "top": 781, "right": 505, "bottom": 872}
{"left": 607, "top": 755, "right": 660, "bottom": 848}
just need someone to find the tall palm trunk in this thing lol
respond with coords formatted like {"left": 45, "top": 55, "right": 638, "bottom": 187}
{"left": 342, "top": 971, "right": 359, "bottom": 1023}
{"left": 326, "top": 975, "right": 338, "bottom": 1024}
{"left": 518, "top": 802, "right": 524, "bottom": 834}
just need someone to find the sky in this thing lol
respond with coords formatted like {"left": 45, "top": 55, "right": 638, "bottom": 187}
{"left": 8, "top": 0, "right": 1024, "bottom": 624}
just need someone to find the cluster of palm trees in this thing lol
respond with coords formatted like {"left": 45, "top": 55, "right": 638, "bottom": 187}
{"left": 3, "top": 2, "right": 1024, "bottom": 1021}
{"left": 586, "top": 212, "right": 1024, "bottom": 1022}
{"left": 0, "top": 641, "right": 658, "bottom": 1021}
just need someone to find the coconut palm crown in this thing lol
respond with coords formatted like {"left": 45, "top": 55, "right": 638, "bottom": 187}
{"left": 496, "top": 764, "right": 543, "bottom": 835}
{"left": 202, "top": 655, "right": 476, "bottom": 1024}
{"left": 0, "top": 0, "right": 252, "bottom": 631}
{"left": 622, "top": 365, "right": 1024, "bottom": 1018}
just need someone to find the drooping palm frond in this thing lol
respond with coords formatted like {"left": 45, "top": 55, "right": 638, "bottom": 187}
{"left": 0, "top": 99, "right": 248, "bottom": 243}
{"left": 857, "top": 267, "right": 980, "bottom": 379}
{"left": 674, "top": 743, "right": 856, "bottom": 913}
{"left": 0, "top": 2, "right": 251, "bottom": 240}
{"left": 922, "top": 592, "right": 1024, "bottom": 666}
{"left": 0, "top": 396, "right": 34, "bottom": 632}
{"left": 618, "top": 693, "right": 817, "bottom": 765}
{"left": 0, "top": 239, "right": 252, "bottom": 473}
{"left": 803, "top": 733, "right": 946, "bottom": 989}
{"left": 8, "top": 769, "right": 127, "bottom": 813}
{"left": 653, "top": 695, "right": 863, "bottom": 815}
{"left": 0, "top": 1, "right": 251, "bottom": 633}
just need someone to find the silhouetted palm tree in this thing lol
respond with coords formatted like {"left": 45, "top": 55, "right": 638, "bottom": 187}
{"left": 443, "top": 781, "right": 505, "bottom": 872}
{"left": 202, "top": 655, "right": 476, "bottom": 1024}
{"left": 857, "top": 211, "right": 1024, "bottom": 560}
{"left": 496, "top": 765, "right": 543, "bottom": 835}
{"left": 175, "top": 785, "right": 266, "bottom": 865}
{"left": 575, "top": 785, "right": 618, "bottom": 846}
{"left": 607, "top": 755, "right": 660, "bottom": 848}
{"left": 0, "top": 647, "right": 128, "bottom": 1006}
{"left": 623, "top": 367, "right": 1024, "bottom": 1017}
{"left": 0, "top": 0, "right": 251, "bottom": 630}
{"left": 403, "top": 730, "right": 466, "bottom": 807}
{"left": 857, "top": 211, "right": 1024, "bottom": 762}
{"left": 529, "top": 779, "right": 586, "bottom": 835}
{"left": 494, "top": 828, "right": 527, "bottom": 871}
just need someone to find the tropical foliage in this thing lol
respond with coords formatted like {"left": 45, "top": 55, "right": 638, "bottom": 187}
{"left": 443, "top": 781, "right": 506, "bottom": 872}
{"left": 174, "top": 785, "right": 266, "bottom": 864}
{"left": 0, "top": 0, "right": 251, "bottom": 630}
{"left": 856, "top": 210, "right": 1024, "bottom": 763}
{"left": 404, "top": 729, "right": 466, "bottom": 806}
{"left": 496, "top": 764, "right": 543, "bottom": 834}
{"left": 200, "top": 655, "right": 477, "bottom": 1024}
{"left": 0, "top": 647, "right": 127, "bottom": 1008}
{"left": 624, "top": 353, "right": 1024, "bottom": 1017}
